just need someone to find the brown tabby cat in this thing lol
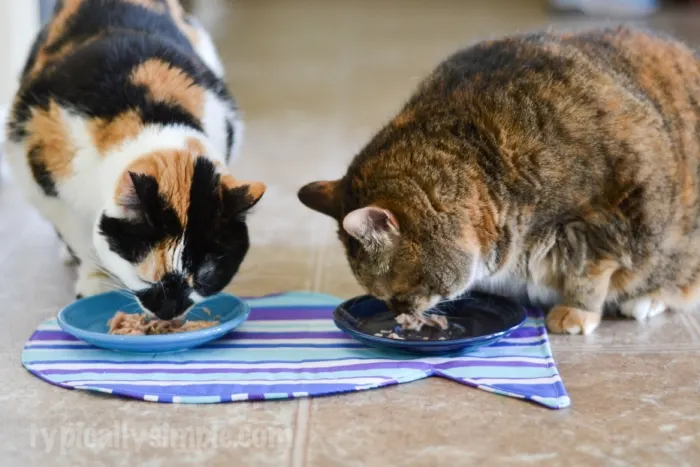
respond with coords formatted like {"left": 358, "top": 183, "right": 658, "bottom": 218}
{"left": 298, "top": 26, "right": 700, "bottom": 335}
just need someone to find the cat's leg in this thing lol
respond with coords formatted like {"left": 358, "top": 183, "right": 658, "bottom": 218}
{"left": 55, "top": 228, "right": 80, "bottom": 265}
{"left": 74, "top": 263, "right": 112, "bottom": 299}
{"left": 43, "top": 202, "right": 113, "bottom": 298}
{"left": 618, "top": 296, "right": 667, "bottom": 321}
{"left": 546, "top": 263, "right": 617, "bottom": 335}
{"left": 15, "top": 182, "right": 112, "bottom": 297}
{"left": 45, "top": 206, "right": 114, "bottom": 298}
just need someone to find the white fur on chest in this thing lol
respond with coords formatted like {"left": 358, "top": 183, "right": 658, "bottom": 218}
{"left": 472, "top": 272, "right": 561, "bottom": 309}
{"left": 469, "top": 246, "right": 562, "bottom": 309}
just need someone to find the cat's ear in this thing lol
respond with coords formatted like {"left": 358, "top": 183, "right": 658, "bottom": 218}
{"left": 114, "top": 170, "right": 158, "bottom": 218}
{"left": 298, "top": 180, "right": 342, "bottom": 219}
{"left": 220, "top": 174, "right": 267, "bottom": 213}
{"left": 343, "top": 206, "right": 400, "bottom": 248}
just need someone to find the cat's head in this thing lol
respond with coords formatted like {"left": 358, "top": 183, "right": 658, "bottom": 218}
{"left": 298, "top": 170, "right": 487, "bottom": 317}
{"left": 94, "top": 142, "right": 265, "bottom": 320}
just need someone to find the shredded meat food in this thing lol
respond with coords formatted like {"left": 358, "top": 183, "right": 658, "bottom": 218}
{"left": 107, "top": 311, "right": 218, "bottom": 335}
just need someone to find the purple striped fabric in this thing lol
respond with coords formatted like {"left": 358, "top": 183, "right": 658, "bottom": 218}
{"left": 21, "top": 291, "right": 570, "bottom": 409}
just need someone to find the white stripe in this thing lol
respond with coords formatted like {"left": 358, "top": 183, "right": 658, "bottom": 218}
{"left": 82, "top": 387, "right": 113, "bottom": 394}
{"left": 469, "top": 376, "right": 562, "bottom": 385}
{"left": 499, "top": 336, "right": 546, "bottom": 344}
{"left": 27, "top": 356, "right": 554, "bottom": 371}
{"left": 64, "top": 377, "right": 390, "bottom": 386}
{"left": 231, "top": 394, "right": 249, "bottom": 401}
{"left": 239, "top": 320, "right": 339, "bottom": 329}
{"left": 26, "top": 341, "right": 92, "bottom": 347}
{"left": 31, "top": 357, "right": 554, "bottom": 371}
{"left": 144, "top": 394, "right": 159, "bottom": 402}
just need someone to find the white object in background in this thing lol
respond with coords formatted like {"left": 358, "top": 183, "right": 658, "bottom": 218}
{"left": 0, "top": 1, "right": 40, "bottom": 145}
{"left": 549, "top": 0, "right": 660, "bottom": 16}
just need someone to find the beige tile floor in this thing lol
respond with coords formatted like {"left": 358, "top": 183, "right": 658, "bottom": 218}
{"left": 2, "top": 0, "right": 700, "bottom": 465}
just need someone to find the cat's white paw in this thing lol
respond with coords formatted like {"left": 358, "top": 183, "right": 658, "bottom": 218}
{"left": 619, "top": 297, "right": 667, "bottom": 321}
{"left": 75, "top": 268, "right": 113, "bottom": 298}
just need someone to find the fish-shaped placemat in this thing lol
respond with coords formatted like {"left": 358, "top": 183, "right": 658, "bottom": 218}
{"left": 22, "top": 291, "right": 570, "bottom": 408}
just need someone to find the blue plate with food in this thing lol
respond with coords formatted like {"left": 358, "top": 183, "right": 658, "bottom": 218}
{"left": 57, "top": 291, "right": 250, "bottom": 353}
{"left": 333, "top": 291, "right": 527, "bottom": 355}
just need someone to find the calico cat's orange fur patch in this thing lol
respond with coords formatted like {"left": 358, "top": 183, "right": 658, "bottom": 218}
{"left": 123, "top": 148, "right": 197, "bottom": 224}
{"left": 220, "top": 173, "right": 267, "bottom": 201}
{"left": 136, "top": 241, "right": 174, "bottom": 282}
{"left": 26, "top": 101, "right": 75, "bottom": 180}
{"left": 89, "top": 110, "right": 144, "bottom": 154}
{"left": 25, "top": 0, "right": 86, "bottom": 78}
{"left": 29, "top": 39, "right": 89, "bottom": 79}
{"left": 185, "top": 137, "right": 206, "bottom": 156}
{"left": 130, "top": 59, "right": 205, "bottom": 120}
{"left": 44, "top": 0, "right": 82, "bottom": 48}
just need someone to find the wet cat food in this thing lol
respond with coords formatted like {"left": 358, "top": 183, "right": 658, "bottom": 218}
{"left": 107, "top": 311, "right": 218, "bottom": 335}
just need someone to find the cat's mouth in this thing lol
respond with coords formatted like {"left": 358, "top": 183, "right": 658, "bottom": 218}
{"left": 132, "top": 274, "right": 195, "bottom": 320}
{"left": 135, "top": 288, "right": 210, "bottom": 321}
{"left": 386, "top": 294, "right": 443, "bottom": 318}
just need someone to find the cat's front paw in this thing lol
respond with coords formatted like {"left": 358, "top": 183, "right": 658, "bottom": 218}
{"left": 75, "top": 268, "right": 113, "bottom": 298}
{"left": 619, "top": 297, "right": 667, "bottom": 321}
{"left": 546, "top": 306, "right": 601, "bottom": 335}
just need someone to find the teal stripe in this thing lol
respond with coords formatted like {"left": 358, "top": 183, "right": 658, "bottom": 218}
{"left": 264, "top": 393, "right": 292, "bottom": 400}
{"left": 49, "top": 368, "right": 427, "bottom": 383}
{"left": 441, "top": 366, "right": 556, "bottom": 379}
{"left": 22, "top": 347, "right": 410, "bottom": 362}
{"left": 532, "top": 395, "right": 571, "bottom": 408}
{"left": 523, "top": 318, "right": 544, "bottom": 328}
{"left": 22, "top": 343, "right": 550, "bottom": 363}
{"left": 173, "top": 396, "right": 223, "bottom": 403}
{"left": 245, "top": 292, "right": 341, "bottom": 308}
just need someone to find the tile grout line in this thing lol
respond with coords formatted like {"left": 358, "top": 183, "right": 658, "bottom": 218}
{"left": 289, "top": 397, "right": 312, "bottom": 467}
{"left": 681, "top": 312, "right": 700, "bottom": 342}
{"left": 289, "top": 220, "right": 329, "bottom": 467}
{"left": 552, "top": 348, "right": 700, "bottom": 354}
{"left": 305, "top": 216, "right": 325, "bottom": 291}
{"left": 550, "top": 342, "right": 700, "bottom": 349}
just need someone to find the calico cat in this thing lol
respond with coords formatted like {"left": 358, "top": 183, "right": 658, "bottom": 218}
{"left": 298, "top": 27, "right": 700, "bottom": 335}
{"left": 5, "top": 0, "right": 265, "bottom": 320}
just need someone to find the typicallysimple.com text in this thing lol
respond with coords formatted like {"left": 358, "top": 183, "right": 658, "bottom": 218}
{"left": 30, "top": 422, "right": 292, "bottom": 454}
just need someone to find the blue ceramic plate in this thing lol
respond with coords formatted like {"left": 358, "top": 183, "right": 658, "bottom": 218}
{"left": 57, "top": 291, "right": 250, "bottom": 353}
{"left": 333, "top": 292, "right": 527, "bottom": 355}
